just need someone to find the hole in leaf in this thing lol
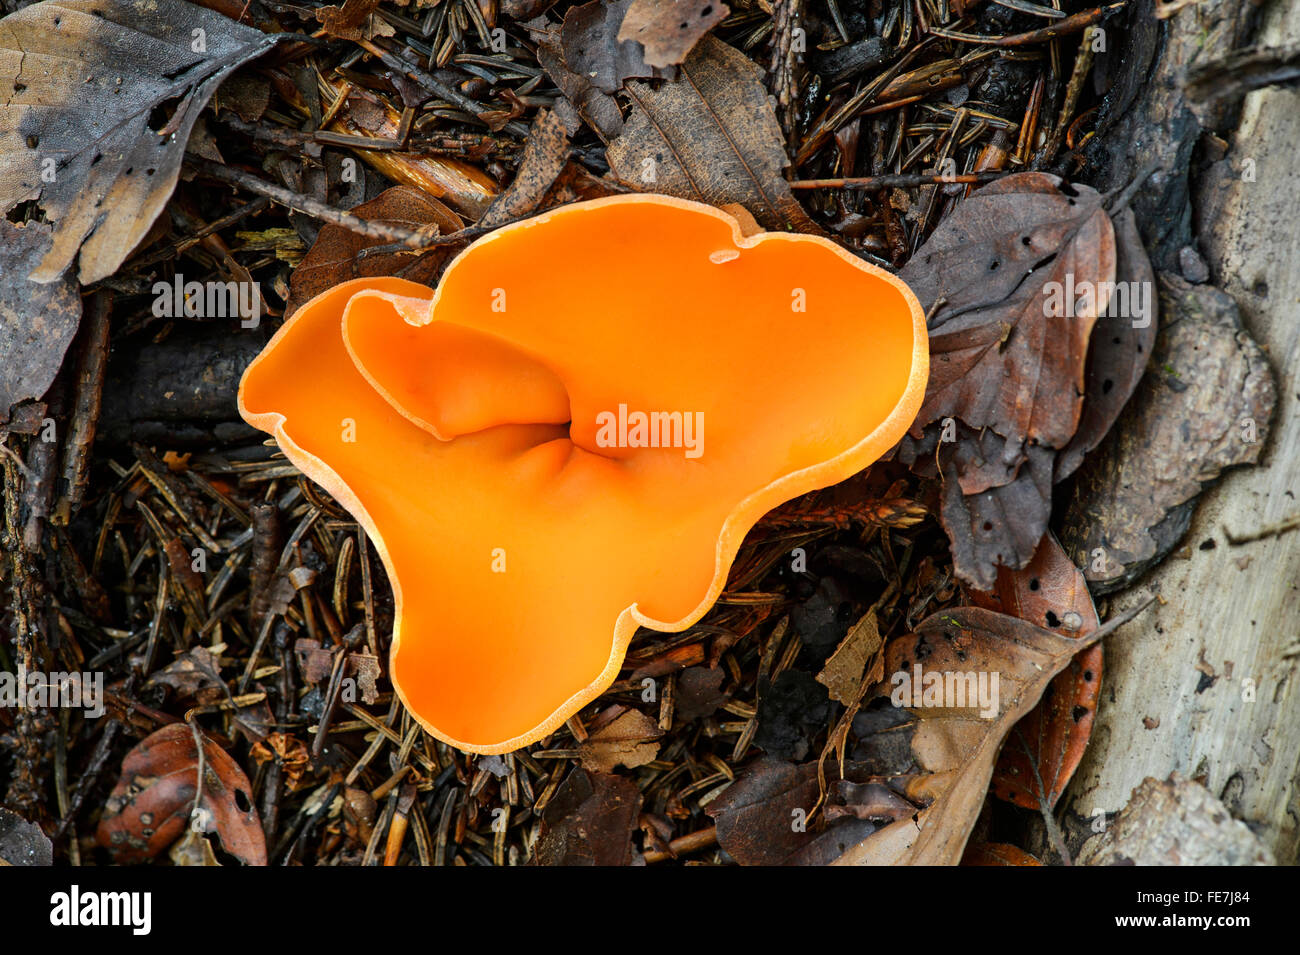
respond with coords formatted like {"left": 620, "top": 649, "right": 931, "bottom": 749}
{"left": 1045, "top": 610, "right": 1061, "bottom": 627}
{"left": 1028, "top": 578, "right": 1040, "bottom": 591}
{"left": 6, "top": 199, "right": 47, "bottom": 224}
{"left": 235, "top": 788, "right": 252, "bottom": 813}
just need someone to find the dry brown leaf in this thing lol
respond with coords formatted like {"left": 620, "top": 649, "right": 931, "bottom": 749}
{"left": 168, "top": 829, "right": 222, "bottom": 866}
{"left": 315, "top": 0, "right": 394, "bottom": 41}
{"left": 147, "top": 645, "right": 227, "bottom": 705}
{"left": 250, "top": 732, "right": 312, "bottom": 791}
{"left": 901, "top": 173, "right": 1116, "bottom": 465}
{"left": 815, "top": 609, "right": 883, "bottom": 705}
{"left": 293, "top": 638, "right": 380, "bottom": 704}
{"left": 577, "top": 708, "right": 663, "bottom": 772}
{"left": 607, "top": 35, "right": 822, "bottom": 234}
{"left": 0, "top": 0, "right": 283, "bottom": 283}
{"left": 617, "top": 0, "right": 730, "bottom": 68}
{"left": 833, "top": 604, "right": 1132, "bottom": 866}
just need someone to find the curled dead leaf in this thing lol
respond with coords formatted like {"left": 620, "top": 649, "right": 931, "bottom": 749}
{"left": 97, "top": 722, "right": 266, "bottom": 865}
{"left": 577, "top": 708, "right": 663, "bottom": 773}
{"left": 833, "top": 602, "right": 1144, "bottom": 865}
{"left": 969, "top": 532, "right": 1102, "bottom": 810}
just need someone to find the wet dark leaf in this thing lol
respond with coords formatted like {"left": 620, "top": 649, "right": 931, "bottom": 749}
{"left": 674, "top": 666, "right": 725, "bottom": 721}
{"left": 0, "top": 807, "right": 53, "bottom": 866}
{"left": 531, "top": 768, "right": 642, "bottom": 866}
{"left": 754, "top": 669, "right": 829, "bottom": 762}
{"left": 707, "top": 758, "right": 880, "bottom": 865}
{"left": 560, "top": 0, "right": 676, "bottom": 94}
{"left": 0, "top": 220, "right": 80, "bottom": 424}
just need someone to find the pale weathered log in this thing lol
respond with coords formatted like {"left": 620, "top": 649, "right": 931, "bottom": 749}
{"left": 1080, "top": 774, "right": 1274, "bottom": 865}
{"left": 1066, "top": 0, "right": 1300, "bottom": 863}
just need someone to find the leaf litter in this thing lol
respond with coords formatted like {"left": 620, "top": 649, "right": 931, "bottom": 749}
{"left": 0, "top": 0, "right": 1235, "bottom": 869}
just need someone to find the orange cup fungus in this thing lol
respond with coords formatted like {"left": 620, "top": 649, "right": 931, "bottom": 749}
{"left": 238, "top": 195, "right": 928, "bottom": 753}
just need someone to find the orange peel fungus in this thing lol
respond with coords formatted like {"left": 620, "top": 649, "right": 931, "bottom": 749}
{"left": 238, "top": 194, "right": 928, "bottom": 754}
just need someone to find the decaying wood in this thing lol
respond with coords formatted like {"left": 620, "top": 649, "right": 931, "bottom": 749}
{"left": 1066, "top": 0, "right": 1300, "bottom": 863}
{"left": 1079, "top": 774, "right": 1274, "bottom": 865}
{"left": 1061, "top": 274, "right": 1275, "bottom": 593}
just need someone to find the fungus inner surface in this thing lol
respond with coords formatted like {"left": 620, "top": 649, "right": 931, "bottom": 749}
{"left": 240, "top": 197, "right": 921, "bottom": 750}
